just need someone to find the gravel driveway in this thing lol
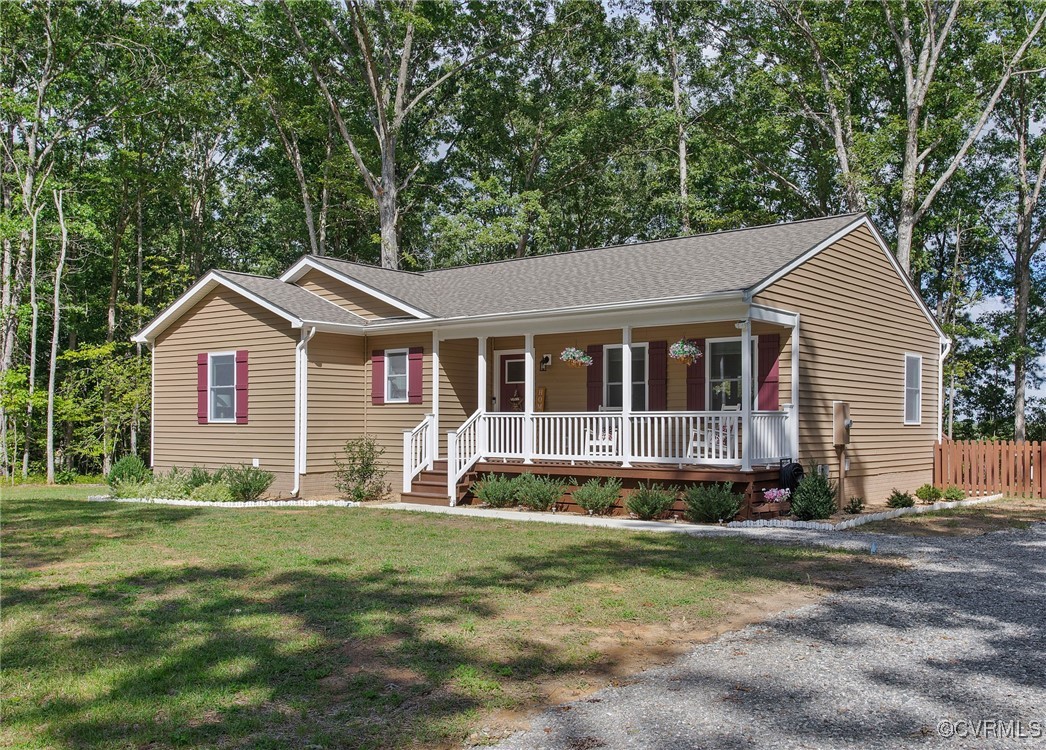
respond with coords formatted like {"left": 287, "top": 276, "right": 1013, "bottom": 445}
{"left": 491, "top": 524, "right": 1046, "bottom": 749}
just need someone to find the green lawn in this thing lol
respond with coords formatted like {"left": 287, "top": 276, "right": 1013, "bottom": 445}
{"left": 2, "top": 485, "right": 888, "bottom": 749}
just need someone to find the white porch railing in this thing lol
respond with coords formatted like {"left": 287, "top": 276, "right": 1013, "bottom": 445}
{"left": 749, "top": 409, "right": 791, "bottom": 464}
{"left": 402, "top": 413, "right": 435, "bottom": 493}
{"left": 436, "top": 408, "right": 793, "bottom": 501}
{"left": 447, "top": 409, "right": 484, "bottom": 502}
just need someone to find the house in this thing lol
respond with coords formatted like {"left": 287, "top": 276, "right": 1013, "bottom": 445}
{"left": 133, "top": 213, "right": 949, "bottom": 511}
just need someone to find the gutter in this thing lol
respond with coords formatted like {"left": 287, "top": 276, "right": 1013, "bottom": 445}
{"left": 291, "top": 326, "right": 317, "bottom": 497}
{"left": 939, "top": 335, "right": 952, "bottom": 442}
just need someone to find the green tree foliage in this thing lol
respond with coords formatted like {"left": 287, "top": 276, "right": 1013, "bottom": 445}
{"left": 1, "top": 0, "right": 1044, "bottom": 480}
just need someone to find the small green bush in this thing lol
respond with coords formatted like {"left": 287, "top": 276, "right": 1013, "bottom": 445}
{"left": 943, "top": 486, "right": 966, "bottom": 501}
{"left": 112, "top": 479, "right": 151, "bottom": 499}
{"left": 473, "top": 474, "right": 519, "bottom": 508}
{"left": 572, "top": 477, "right": 621, "bottom": 516}
{"left": 514, "top": 473, "right": 565, "bottom": 511}
{"left": 107, "top": 455, "right": 150, "bottom": 491}
{"left": 183, "top": 466, "right": 213, "bottom": 491}
{"left": 190, "top": 482, "right": 234, "bottom": 503}
{"left": 915, "top": 483, "right": 943, "bottom": 503}
{"left": 844, "top": 496, "right": 865, "bottom": 515}
{"left": 113, "top": 473, "right": 190, "bottom": 500}
{"left": 627, "top": 482, "right": 677, "bottom": 520}
{"left": 54, "top": 468, "right": 78, "bottom": 485}
{"left": 683, "top": 482, "right": 742, "bottom": 523}
{"left": 216, "top": 465, "right": 275, "bottom": 502}
{"left": 886, "top": 489, "right": 915, "bottom": 508}
{"left": 333, "top": 436, "right": 391, "bottom": 502}
{"left": 790, "top": 470, "right": 837, "bottom": 520}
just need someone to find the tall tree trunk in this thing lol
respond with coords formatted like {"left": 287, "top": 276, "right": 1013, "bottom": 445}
{"left": 46, "top": 189, "right": 68, "bottom": 484}
{"left": 22, "top": 206, "right": 42, "bottom": 478}
{"left": 658, "top": 7, "right": 689, "bottom": 233}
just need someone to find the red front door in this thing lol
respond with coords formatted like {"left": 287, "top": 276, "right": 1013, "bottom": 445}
{"left": 497, "top": 353, "right": 526, "bottom": 412}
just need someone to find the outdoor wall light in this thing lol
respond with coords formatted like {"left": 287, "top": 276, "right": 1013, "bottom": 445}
{"left": 540, "top": 354, "right": 552, "bottom": 371}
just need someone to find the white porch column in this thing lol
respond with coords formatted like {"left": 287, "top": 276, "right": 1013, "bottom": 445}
{"left": 430, "top": 332, "right": 440, "bottom": 468}
{"left": 523, "top": 333, "right": 535, "bottom": 463}
{"left": 477, "top": 335, "right": 488, "bottom": 415}
{"left": 621, "top": 326, "right": 632, "bottom": 467}
{"left": 741, "top": 318, "right": 753, "bottom": 471}
{"left": 790, "top": 315, "right": 800, "bottom": 461}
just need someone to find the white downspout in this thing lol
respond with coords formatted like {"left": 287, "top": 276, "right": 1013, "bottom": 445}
{"left": 292, "top": 326, "right": 317, "bottom": 497}
{"left": 938, "top": 337, "right": 951, "bottom": 442}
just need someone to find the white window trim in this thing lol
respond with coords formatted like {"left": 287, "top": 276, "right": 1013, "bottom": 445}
{"left": 705, "top": 336, "right": 759, "bottom": 410}
{"left": 602, "top": 342, "right": 649, "bottom": 411}
{"left": 904, "top": 352, "right": 922, "bottom": 426}
{"left": 384, "top": 348, "right": 410, "bottom": 404}
{"left": 207, "top": 350, "right": 238, "bottom": 424}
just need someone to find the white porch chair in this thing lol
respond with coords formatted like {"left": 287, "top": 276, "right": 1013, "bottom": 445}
{"left": 687, "top": 404, "right": 741, "bottom": 462}
{"left": 585, "top": 426, "right": 619, "bottom": 460}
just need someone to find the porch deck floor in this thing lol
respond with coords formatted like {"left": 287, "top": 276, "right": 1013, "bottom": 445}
{"left": 473, "top": 459, "right": 782, "bottom": 483}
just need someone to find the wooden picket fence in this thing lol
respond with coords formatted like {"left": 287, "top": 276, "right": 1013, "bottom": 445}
{"left": 934, "top": 439, "right": 1044, "bottom": 498}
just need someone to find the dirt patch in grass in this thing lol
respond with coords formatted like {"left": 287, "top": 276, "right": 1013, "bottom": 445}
{"left": 860, "top": 497, "right": 1046, "bottom": 537}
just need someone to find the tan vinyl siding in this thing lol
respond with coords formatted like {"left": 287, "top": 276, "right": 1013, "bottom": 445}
{"left": 294, "top": 268, "right": 409, "bottom": 320}
{"left": 305, "top": 333, "right": 366, "bottom": 478}
{"left": 152, "top": 288, "right": 297, "bottom": 494}
{"left": 438, "top": 338, "right": 479, "bottom": 454}
{"left": 755, "top": 225, "right": 941, "bottom": 501}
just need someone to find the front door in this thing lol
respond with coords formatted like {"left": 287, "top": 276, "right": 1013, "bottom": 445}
{"left": 498, "top": 353, "right": 526, "bottom": 412}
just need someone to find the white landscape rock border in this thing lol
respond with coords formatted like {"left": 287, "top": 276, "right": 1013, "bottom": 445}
{"left": 727, "top": 494, "right": 1004, "bottom": 531}
{"left": 87, "top": 495, "right": 360, "bottom": 508}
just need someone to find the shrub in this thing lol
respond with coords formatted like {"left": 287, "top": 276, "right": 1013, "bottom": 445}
{"left": 573, "top": 477, "right": 621, "bottom": 516}
{"left": 886, "top": 489, "right": 915, "bottom": 508}
{"left": 112, "top": 479, "right": 151, "bottom": 499}
{"left": 514, "top": 474, "right": 565, "bottom": 512}
{"left": 915, "top": 483, "right": 943, "bottom": 503}
{"left": 943, "top": 486, "right": 966, "bottom": 502}
{"left": 184, "top": 466, "right": 213, "bottom": 491}
{"left": 844, "top": 496, "right": 865, "bottom": 515}
{"left": 216, "top": 465, "right": 275, "bottom": 502}
{"left": 473, "top": 474, "right": 519, "bottom": 508}
{"left": 54, "top": 468, "right": 78, "bottom": 485}
{"left": 333, "top": 436, "right": 391, "bottom": 502}
{"left": 790, "top": 470, "right": 836, "bottom": 520}
{"left": 190, "top": 482, "right": 234, "bottom": 503}
{"left": 113, "top": 472, "right": 190, "bottom": 500}
{"left": 627, "top": 482, "right": 677, "bottom": 520}
{"left": 107, "top": 455, "right": 150, "bottom": 491}
{"left": 683, "top": 482, "right": 742, "bottom": 523}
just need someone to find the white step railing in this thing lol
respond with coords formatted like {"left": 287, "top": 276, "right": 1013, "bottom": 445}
{"left": 447, "top": 409, "right": 484, "bottom": 503}
{"left": 402, "top": 413, "right": 435, "bottom": 493}
{"left": 749, "top": 409, "right": 791, "bottom": 464}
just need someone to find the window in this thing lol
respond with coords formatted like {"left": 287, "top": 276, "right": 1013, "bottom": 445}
{"left": 904, "top": 353, "right": 922, "bottom": 425}
{"left": 504, "top": 358, "right": 525, "bottom": 384}
{"left": 604, "top": 344, "right": 647, "bottom": 411}
{"left": 707, "top": 339, "right": 758, "bottom": 410}
{"left": 208, "top": 353, "right": 236, "bottom": 423}
{"left": 385, "top": 349, "right": 409, "bottom": 403}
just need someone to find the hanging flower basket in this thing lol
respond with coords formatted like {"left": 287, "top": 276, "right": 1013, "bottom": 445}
{"left": 560, "top": 346, "right": 593, "bottom": 368}
{"left": 669, "top": 338, "right": 704, "bottom": 366}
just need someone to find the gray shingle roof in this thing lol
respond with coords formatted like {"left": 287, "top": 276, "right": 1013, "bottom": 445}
{"left": 217, "top": 271, "right": 367, "bottom": 326}
{"left": 309, "top": 214, "right": 864, "bottom": 318}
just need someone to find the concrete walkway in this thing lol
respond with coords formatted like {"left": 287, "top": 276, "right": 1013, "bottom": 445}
{"left": 487, "top": 523, "right": 1046, "bottom": 749}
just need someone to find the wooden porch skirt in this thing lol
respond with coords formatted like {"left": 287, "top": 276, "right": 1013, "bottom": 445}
{"left": 462, "top": 461, "right": 785, "bottom": 521}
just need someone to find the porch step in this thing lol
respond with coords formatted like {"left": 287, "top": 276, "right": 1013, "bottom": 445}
{"left": 404, "top": 463, "right": 475, "bottom": 504}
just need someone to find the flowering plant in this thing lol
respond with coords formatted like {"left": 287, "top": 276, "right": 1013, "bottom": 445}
{"left": 669, "top": 339, "right": 703, "bottom": 365}
{"left": 560, "top": 346, "right": 593, "bottom": 367}
{"left": 763, "top": 487, "right": 791, "bottom": 503}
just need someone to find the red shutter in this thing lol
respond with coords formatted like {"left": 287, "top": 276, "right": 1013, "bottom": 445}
{"left": 648, "top": 341, "right": 668, "bottom": 411}
{"left": 408, "top": 347, "right": 424, "bottom": 404}
{"left": 758, "top": 334, "right": 781, "bottom": 410}
{"left": 197, "top": 353, "right": 208, "bottom": 424}
{"left": 371, "top": 350, "right": 385, "bottom": 405}
{"left": 686, "top": 338, "right": 706, "bottom": 410}
{"left": 586, "top": 344, "right": 603, "bottom": 411}
{"left": 235, "top": 350, "right": 249, "bottom": 424}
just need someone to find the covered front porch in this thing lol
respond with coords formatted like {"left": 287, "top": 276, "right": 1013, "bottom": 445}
{"left": 404, "top": 301, "right": 801, "bottom": 504}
